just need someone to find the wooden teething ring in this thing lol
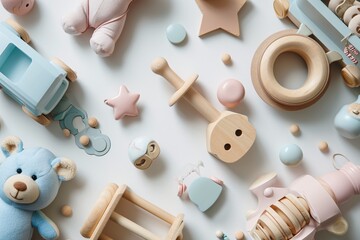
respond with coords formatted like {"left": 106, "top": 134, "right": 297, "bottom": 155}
{"left": 252, "top": 29, "right": 330, "bottom": 111}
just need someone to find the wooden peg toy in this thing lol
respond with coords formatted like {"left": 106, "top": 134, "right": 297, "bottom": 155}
{"left": 81, "top": 184, "right": 184, "bottom": 240}
{"left": 151, "top": 57, "right": 256, "bottom": 163}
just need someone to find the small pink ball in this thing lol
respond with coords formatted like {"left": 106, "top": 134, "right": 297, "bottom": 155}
{"left": 1, "top": 0, "right": 35, "bottom": 16}
{"left": 217, "top": 79, "right": 245, "bottom": 108}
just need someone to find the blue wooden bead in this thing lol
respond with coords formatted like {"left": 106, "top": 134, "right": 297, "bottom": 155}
{"left": 166, "top": 24, "right": 187, "bottom": 44}
{"left": 279, "top": 144, "right": 303, "bottom": 166}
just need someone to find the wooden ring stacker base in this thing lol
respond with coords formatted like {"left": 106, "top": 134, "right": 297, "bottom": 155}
{"left": 151, "top": 57, "right": 256, "bottom": 163}
{"left": 252, "top": 29, "right": 331, "bottom": 111}
{"left": 81, "top": 183, "right": 184, "bottom": 240}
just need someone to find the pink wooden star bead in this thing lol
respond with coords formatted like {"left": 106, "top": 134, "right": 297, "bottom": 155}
{"left": 105, "top": 85, "right": 140, "bottom": 120}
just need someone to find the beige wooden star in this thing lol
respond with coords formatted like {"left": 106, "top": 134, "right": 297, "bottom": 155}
{"left": 195, "top": 0, "right": 247, "bottom": 37}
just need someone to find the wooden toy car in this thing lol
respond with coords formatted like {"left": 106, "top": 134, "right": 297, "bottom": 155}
{"left": 81, "top": 183, "right": 184, "bottom": 240}
{"left": 252, "top": 0, "right": 360, "bottom": 111}
{"left": 0, "top": 19, "right": 76, "bottom": 126}
{"left": 273, "top": 0, "right": 360, "bottom": 87}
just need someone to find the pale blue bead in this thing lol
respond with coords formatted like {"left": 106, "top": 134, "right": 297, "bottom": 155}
{"left": 279, "top": 144, "right": 303, "bottom": 166}
{"left": 166, "top": 24, "right": 187, "bottom": 44}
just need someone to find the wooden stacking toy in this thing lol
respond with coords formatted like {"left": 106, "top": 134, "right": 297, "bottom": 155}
{"left": 151, "top": 57, "right": 256, "bottom": 163}
{"left": 252, "top": 0, "right": 360, "bottom": 111}
{"left": 81, "top": 184, "right": 184, "bottom": 240}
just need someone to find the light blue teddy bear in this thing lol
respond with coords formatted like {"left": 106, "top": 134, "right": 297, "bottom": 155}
{"left": 0, "top": 136, "right": 76, "bottom": 240}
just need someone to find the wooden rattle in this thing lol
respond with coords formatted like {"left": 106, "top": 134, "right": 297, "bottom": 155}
{"left": 81, "top": 184, "right": 184, "bottom": 240}
{"left": 247, "top": 162, "right": 360, "bottom": 240}
{"left": 151, "top": 57, "right": 256, "bottom": 163}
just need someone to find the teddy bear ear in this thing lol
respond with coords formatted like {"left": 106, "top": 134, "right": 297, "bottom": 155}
{"left": 51, "top": 158, "right": 77, "bottom": 182}
{"left": 1, "top": 136, "right": 24, "bottom": 157}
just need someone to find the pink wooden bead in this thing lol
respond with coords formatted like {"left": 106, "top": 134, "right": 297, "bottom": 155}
{"left": 1, "top": 0, "right": 35, "bottom": 15}
{"left": 217, "top": 79, "right": 245, "bottom": 108}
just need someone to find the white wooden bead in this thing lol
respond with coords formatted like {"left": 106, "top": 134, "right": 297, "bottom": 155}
{"left": 216, "top": 230, "right": 224, "bottom": 238}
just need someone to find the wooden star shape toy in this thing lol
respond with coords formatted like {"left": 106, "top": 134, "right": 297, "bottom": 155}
{"left": 105, "top": 85, "right": 140, "bottom": 120}
{"left": 195, "top": 0, "right": 247, "bottom": 37}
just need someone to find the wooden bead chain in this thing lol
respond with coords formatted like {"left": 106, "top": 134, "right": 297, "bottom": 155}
{"left": 328, "top": 0, "right": 360, "bottom": 35}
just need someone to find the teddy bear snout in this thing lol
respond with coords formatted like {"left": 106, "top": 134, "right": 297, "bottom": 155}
{"left": 4, "top": 175, "right": 40, "bottom": 204}
{"left": 14, "top": 182, "right": 27, "bottom": 192}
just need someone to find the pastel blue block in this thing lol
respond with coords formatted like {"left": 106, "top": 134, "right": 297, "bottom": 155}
{"left": 166, "top": 24, "right": 187, "bottom": 44}
{"left": 279, "top": 144, "right": 303, "bottom": 166}
{"left": 188, "top": 177, "right": 222, "bottom": 212}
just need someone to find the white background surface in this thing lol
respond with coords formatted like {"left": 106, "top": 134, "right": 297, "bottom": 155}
{"left": 0, "top": 0, "right": 359, "bottom": 239}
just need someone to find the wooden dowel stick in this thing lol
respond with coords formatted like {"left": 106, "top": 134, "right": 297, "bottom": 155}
{"left": 99, "top": 233, "right": 113, "bottom": 240}
{"left": 123, "top": 189, "right": 175, "bottom": 224}
{"left": 81, "top": 184, "right": 119, "bottom": 238}
{"left": 151, "top": 57, "right": 220, "bottom": 123}
{"left": 110, "top": 212, "right": 161, "bottom": 240}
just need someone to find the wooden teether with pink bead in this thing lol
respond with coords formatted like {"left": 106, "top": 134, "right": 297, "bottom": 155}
{"left": 151, "top": 57, "right": 256, "bottom": 163}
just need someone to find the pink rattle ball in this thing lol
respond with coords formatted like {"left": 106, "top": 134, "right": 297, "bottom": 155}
{"left": 217, "top": 79, "right": 245, "bottom": 108}
{"left": 1, "top": 0, "right": 35, "bottom": 16}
